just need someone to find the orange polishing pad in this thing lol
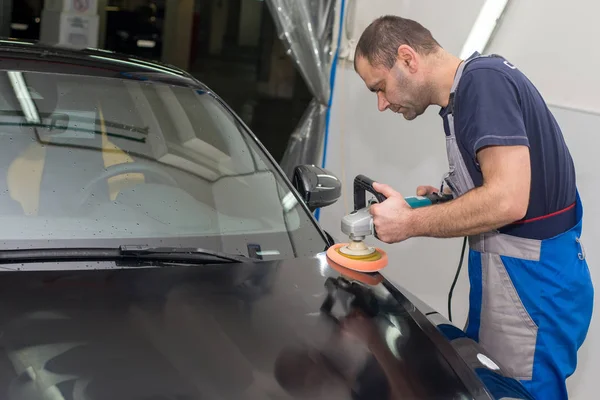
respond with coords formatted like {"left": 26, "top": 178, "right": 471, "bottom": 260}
{"left": 327, "top": 258, "right": 384, "bottom": 285}
{"left": 325, "top": 243, "right": 388, "bottom": 273}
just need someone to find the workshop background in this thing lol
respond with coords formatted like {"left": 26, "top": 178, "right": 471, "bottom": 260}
{"left": 1, "top": 0, "right": 597, "bottom": 398}
{"left": 319, "top": 1, "right": 599, "bottom": 399}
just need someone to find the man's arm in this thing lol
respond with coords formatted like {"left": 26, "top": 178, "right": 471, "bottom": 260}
{"left": 411, "top": 144, "right": 530, "bottom": 238}
{"left": 370, "top": 144, "right": 530, "bottom": 242}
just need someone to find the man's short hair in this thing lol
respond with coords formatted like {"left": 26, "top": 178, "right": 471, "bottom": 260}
{"left": 354, "top": 15, "right": 441, "bottom": 70}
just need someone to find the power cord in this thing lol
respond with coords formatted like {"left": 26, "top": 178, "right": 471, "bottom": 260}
{"left": 447, "top": 236, "right": 467, "bottom": 323}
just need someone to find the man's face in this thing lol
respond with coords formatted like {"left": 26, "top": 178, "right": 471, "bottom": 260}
{"left": 355, "top": 54, "right": 431, "bottom": 121}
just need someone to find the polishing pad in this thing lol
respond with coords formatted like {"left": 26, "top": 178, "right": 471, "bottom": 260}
{"left": 327, "top": 258, "right": 385, "bottom": 285}
{"left": 326, "top": 243, "right": 388, "bottom": 273}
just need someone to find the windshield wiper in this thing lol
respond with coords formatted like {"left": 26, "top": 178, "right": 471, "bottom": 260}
{"left": 119, "top": 245, "right": 249, "bottom": 263}
{"left": 0, "top": 245, "right": 249, "bottom": 266}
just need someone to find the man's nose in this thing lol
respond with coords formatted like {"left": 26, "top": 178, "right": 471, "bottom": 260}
{"left": 377, "top": 92, "right": 389, "bottom": 112}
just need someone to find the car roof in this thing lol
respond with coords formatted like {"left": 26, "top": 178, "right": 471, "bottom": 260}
{"left": 0, "top": 38, "right": 208, "bottom": 89}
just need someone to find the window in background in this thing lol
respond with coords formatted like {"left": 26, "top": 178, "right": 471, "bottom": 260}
{"left": 10, "top": 0, "right": 43, "bottom": 40}
{"left": 104, "top": 0, "right": 166, "bottom": 61}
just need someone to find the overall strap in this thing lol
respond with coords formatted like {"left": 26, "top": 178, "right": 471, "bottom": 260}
{"left": 447, "top": 53, "right": 503, "bottom": 115}
{"left": 442, "top": 54, "right": 493, "bottom": 197}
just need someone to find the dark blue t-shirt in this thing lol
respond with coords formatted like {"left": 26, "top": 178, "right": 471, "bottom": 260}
{"left": 439, "top": 53, "right": 577, "bottom": 239}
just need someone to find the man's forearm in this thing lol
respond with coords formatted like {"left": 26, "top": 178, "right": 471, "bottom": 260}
{"left": 408, "top": 185, "right": 525, "bottom": 238}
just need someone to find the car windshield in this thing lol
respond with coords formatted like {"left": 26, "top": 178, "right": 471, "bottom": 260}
{"left": 0, "top": 69, "right": 326, "bottom": 259}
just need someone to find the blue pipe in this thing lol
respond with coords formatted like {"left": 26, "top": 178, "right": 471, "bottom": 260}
{"left": 316, "top": 0, "right": 346, "bottom": 222}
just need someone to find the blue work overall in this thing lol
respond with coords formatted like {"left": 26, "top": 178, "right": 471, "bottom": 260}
{"left": 443, "top": 56, "right": 594, "bottom": 399}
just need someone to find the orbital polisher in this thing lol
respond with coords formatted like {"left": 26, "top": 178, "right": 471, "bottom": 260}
{"left": 325, "top": 174, "right": 453, "bottom": 273}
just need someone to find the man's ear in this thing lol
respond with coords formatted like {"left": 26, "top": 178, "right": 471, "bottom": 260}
{"left": 397, "top": 44, "right": 418, "bottom": 73}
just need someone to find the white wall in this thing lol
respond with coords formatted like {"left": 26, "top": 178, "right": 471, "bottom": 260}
{"left": 320, "top": 1, "right": 599, "bottom": 398}
{"left": 486, "top": 1, "right": 600, "bottom": 113}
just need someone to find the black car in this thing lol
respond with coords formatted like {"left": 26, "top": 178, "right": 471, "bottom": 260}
{"left": 0, "top": 39, "right": 534, "bottom": 400}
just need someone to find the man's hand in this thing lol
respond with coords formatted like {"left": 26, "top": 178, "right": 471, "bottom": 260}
{"left": 416, "top": 185, "right": 438, "bottom": 196}
{"left": 369, "top": 182, "right": 414, "bottom": 244}
{"left": 416, "top": 185, "right": 452, "bottom": 196}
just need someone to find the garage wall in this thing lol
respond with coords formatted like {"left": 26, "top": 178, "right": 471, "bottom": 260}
{"left": 319, "top": 1, "right": 599, "bottom": 398}
{"left": 487, "top": 1, "right": 600, "bottom": 113}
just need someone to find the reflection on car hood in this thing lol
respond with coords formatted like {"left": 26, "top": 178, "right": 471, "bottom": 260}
{"left": 0, "top": 252, "right": 485, "bottom": 400}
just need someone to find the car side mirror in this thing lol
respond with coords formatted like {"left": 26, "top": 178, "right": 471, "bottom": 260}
{"left": 292, "top": 165, "right": 341, "bottom": 212}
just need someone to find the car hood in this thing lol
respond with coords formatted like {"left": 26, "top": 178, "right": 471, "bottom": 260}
{"left": 0, "top": 252, "right": 486, "bottom": 400}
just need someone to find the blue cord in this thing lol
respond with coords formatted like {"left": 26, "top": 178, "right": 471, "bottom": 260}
{"left": 315, "top": 0, "right": 346, "bottom": 222}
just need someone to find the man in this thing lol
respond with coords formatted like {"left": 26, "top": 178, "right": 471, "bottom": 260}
{"left": 353, "top": 15, "right": 593, "bottom": 400}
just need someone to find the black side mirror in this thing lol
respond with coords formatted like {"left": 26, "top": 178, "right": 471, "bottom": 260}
{"left": 292, "top": 165, "right": 341, "bottom": 212}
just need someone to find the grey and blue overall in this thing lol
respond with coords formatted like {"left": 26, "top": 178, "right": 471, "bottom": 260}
{"left": 440, "top": 53, "right": 594, "bottom": 399}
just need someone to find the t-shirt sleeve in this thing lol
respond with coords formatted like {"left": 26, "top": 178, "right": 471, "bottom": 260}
{"left": 454, "top": 68, "right": 529, "bottom": 157}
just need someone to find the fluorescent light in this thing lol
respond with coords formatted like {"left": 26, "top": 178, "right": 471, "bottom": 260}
{"left": 459, "top": 0, "right": 509, "bottom": 59}
{"left": 282, "top": 192, "right": 298, "bottom": 212}
{"left": 11, "top": 23, "right": 28, "bottom": 31}
{"left": 256, "top": 250, "right": 280, "bottom": 256}
{"left": 8, "top": 71, "right": 40, "bottom": 124}
{"left": 136, "top": 40, "right": 156, "bottom": 48}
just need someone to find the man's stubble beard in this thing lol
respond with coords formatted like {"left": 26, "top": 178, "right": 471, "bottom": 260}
{"left": 410, "top": 80, "right": 435, "bottom": 120}
{"left": 394, "top": 74, "right": 434, "bottom": 121}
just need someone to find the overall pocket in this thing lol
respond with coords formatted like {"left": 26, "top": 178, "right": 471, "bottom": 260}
{"left": 478, "top": 252, "right": 538, "bottom": 381}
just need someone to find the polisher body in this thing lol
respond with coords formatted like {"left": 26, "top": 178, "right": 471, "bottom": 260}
{"left": 327, "top": 175, "right": 453, "bottom": 272}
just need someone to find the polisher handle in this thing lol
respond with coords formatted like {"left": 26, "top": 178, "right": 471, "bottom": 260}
{"left": 353, "top": 175, "right": 387, "bottom": 210}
